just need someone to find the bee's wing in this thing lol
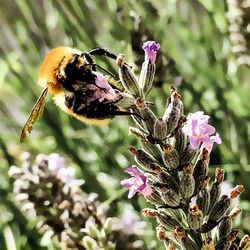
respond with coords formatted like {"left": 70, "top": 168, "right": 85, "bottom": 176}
{"left": 20, "top": 87, "right": 48, "bottom": 143}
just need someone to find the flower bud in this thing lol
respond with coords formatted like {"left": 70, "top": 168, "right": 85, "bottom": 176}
{"left": 216, "top": 228, "right": 239, "bottom": 249}
{"left": 117, "top": 54, "right": 140, "bottom": 97}
{"left": 160, "top": 187, "right": 181, "bottom": 207}
{"left": 239, "top": 235, "right": 250, "bottom": 249}
{"left": 215, "top": 167, "right": 225, "bottom": 184}
{"left": 129, "top": 147, "right": 162, "bottom": 173}
{"left": 163, "top": 144, "right": 179, "bottom": 169}
{"left": 193, "top": 148, "right": 210, "bottom": 191}
{"left": 154, "top": 118, "right": 168, "bottom": 142}
{"left": 207, "top": 195, "right": 230, "bottom": 222}
{"left": 114, "top": 91, "right": 136, "bottom": 108}
{"left": 156, "top": 224, "right": 167, "bottom": 241}
{"left": 201, "top": 237, "right": 214, "bottom": 250}
{"left": 163, "top": 88, "right": 183, "bottom": 132}
{"left": 228, "top": 205, "right": 241, "bottom": 218}
{"left": 180, "top": 163, "right": 195, "bottom": 199}
{"left": 165, "top": 239, "right": 175, "bottom": 250}
{"left": 140, "top": 140, "right": 164, "bottom": 165}
{"left": 179, "top": 142, "right": 197, "bottom": 166}
{"left": 188, "top": 204, "right": 203, "bottom": 230}
{"left": 157, "top": 210, "right": 181, "bottom": 231}
{"left": 136, "top": 100, "right": 157, "bottom": 134}
{"left": 86, "top": 222, "right": 100, "bottom": 239}
{"left": 174, "top": 227, "right": 198, "bottom": 250}
{"left": 142, "top": 208, "right": 158, "bottom": 218}
{"left": 208, "top": 182, "right": 220, "bottom": 213}
{"left": 139, "top": 60, "right": 156, "bottom": 96}
{"left": 159, "top": 172, "right": 179, "bottom": 193}
{"left": 130, "top": 107, "right": 145, "bottom": 130}
{"left": 129, "top": 126, "right": 145, "bottom": 139}
{"left": 229, "top": 243, "right": 238, "bottom": 250}
{"left": 103, "top": 217, "right": 112, "bottom": 235}
{"left": 145, "top": 188, "right": 165, "bottom": 206}
{"left": 229, "top": 185, "right": 244, "bottom": 199}
{"left": 214, "top": 239, "right": 230, "bottom": 250}
{"left": 174, "top": 120, "right": 188, "bottom": 156}
{"left": 82, "top": 236, "right": 98, "bottom": 250}
{"left": 196, "top": 176, "right": 210, "bottom": 215}
{"left": 218, "top": 216, "right": 232, "bottom": 239}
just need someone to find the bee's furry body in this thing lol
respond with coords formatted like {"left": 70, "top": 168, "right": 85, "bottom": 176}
{"left": 39, "top": 47, "right": 120, "bottom": 122}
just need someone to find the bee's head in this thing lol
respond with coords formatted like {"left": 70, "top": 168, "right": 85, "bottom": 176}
{"left": 38, "top": 47, "right": 82, "bottom": 87}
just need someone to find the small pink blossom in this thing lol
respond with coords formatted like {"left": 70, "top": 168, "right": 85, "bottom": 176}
{"left": 142, "top": 41, "right": 161, "bottom": 64}
{"left": 121, "top": 166, "right": 152, "bottom": 199}
{"left": 87, "top": 72, "right": 117, "bottom": 102}
{"left": 182, "top": 111, "right": 222, "bottom": 151}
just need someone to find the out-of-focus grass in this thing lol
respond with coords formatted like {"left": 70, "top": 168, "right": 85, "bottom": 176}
{"left": 0, "top": 0, "right": 249, "bottom": 249}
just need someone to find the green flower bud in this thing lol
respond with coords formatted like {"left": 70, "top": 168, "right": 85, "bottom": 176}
{"left": 218, "top": 217, "right": 232, "bottom": 239}
{"left": 196, "top": 176, "right": 210, "bottom": 215}
{"left": 154, "top": 118, "right": 168, "bottom": 142}
{"left": 104, "top": 217, "right": 112, "bottom": 235}
{"left": 197, "top": 189, "right": 210, "bottom": 216}
{"left": 188, "top": 204, "right": 203, "bottom": 230}
{"left": 180, "top": 163, "right": 195, "bottom": 199}
{"left": 139, "top": 60, "right": 156, "bottom": 96}
{"left": 163, "top": 144, "right": 179, "bottom": 169}
{"left": 140, "top": 140, "right": 164, "bottom": 165}
{"left": 157, "top": 210, "right": 181, "bottom": 231}
{"left": 174, "top": 227, "right": 198, "bottom": 250}
{"left": 159, "top": 172, "right": 179, "bottom": 193}
{"left": 114, "top": 91, "right": 136, "bottom": 108}
{"left": 201, "top": 237, "right": 214, "bottom": 250}
{"left": 179, "top": 143, "right": 197, "bottom": 166}
{"left": 82, "top": 236, "right": 98, "bottom": 250}
{"left": 239, "top": 235, "right": 250, "bottom": 249}
{"left": 160, "top": 187, "right": 181, "bottom": 207}
{"left": 207, "top": 195, "right": 230, "bottom": 222}
{"left": 193, "top": 149, "right": 210, "bottom": 191}
{"left": 118, "top": 55, "right": 140, "bottom": 97}
{"left": 145, "top": 188, "right": 165, "bottom": 206}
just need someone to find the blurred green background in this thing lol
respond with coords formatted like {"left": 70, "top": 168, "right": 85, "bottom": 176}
{"left": 0, "top": 0, "right": 249, "bottom": 249}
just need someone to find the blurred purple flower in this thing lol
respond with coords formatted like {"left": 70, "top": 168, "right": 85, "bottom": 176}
{"left": 182, "top": 111, "right": 222, "bottom": 151}
{"left": 87, "top": 72, "right": 117, "bottom": 102}
{"left": 121, "top": 166, "right": 152, "bottom": 199}
{"left": 47, "top": 153, "right": 84, "bottom": 193}
{"left": 48, "top": 153, "right": 65, "bottom": 175}
{"left": 142, "top": 41, "right": 160, "bottom": 64}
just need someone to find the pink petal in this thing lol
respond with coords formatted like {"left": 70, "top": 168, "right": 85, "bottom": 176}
{"left": 124, "top": 166, "right": 142, "bottom": 177}
{"left": 121, "top": 177, "right": 135, "bottom": 188}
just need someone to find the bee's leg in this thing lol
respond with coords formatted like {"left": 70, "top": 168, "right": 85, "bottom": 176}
{"left": 88, "top": 48, "right": 117, "bottom": 60}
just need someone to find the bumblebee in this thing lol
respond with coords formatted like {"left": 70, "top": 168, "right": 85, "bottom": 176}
{"left": 20, "top": 47, "right": 131, "bottom": 142}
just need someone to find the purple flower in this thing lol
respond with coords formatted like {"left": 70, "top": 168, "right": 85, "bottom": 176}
{"left": 121, "top": 166, "right": 152, "bottom": 199}
{"left": 87, "top": 72, "right": 117, "bottom": 102}
{"left": 142, "top": 41, "right": 161, "bottom": 64}
{"left": 182, "top": 111, "right": 222, "bottom": 152}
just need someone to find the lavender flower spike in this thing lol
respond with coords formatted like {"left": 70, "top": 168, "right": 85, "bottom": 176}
{"left": 121, "top": 165, "right": 152, "bottom": 199}
{"left": 142, "top": 41, "right": 161, "bottom": 64}
{"left": 182, "top": 111, "right": 222, "bottom": 151}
